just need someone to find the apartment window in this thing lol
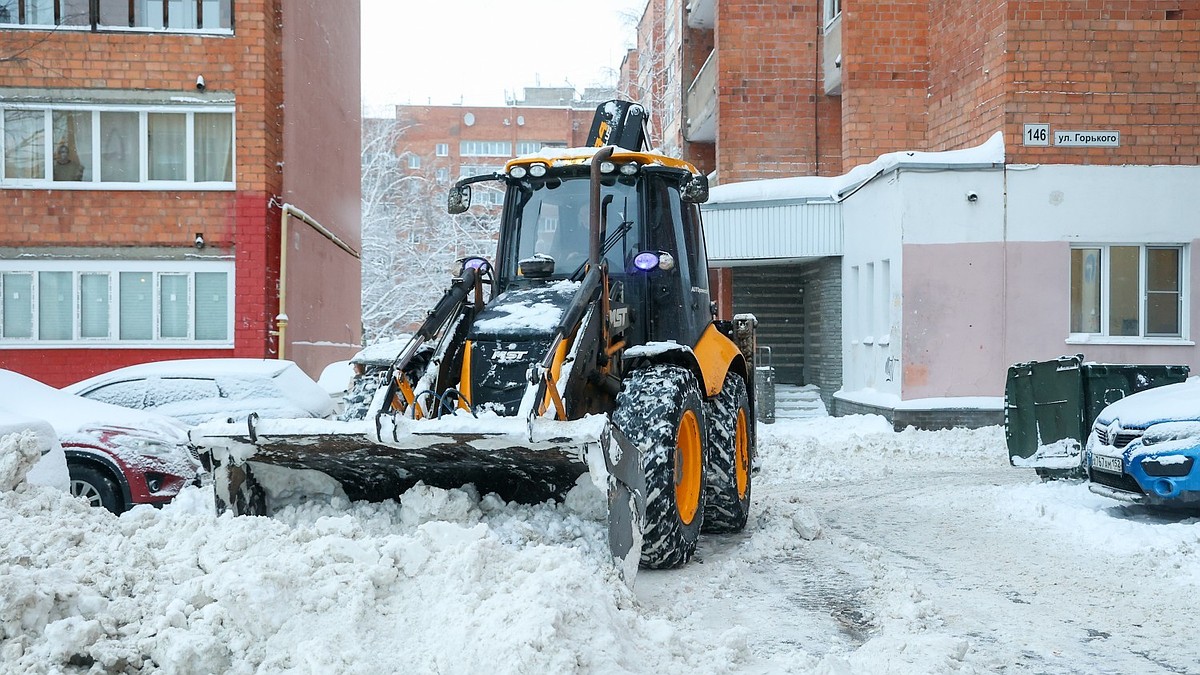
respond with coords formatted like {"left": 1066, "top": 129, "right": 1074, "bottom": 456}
{"left": 0, "top": 260, "right": 233, "bottom": 345}
{"left": 459, "top": 140, "right": 512, "bottom": 157}
{"left": 1070, "top": 245, "right": 1185, "bottom": 339}
{"left": 459, "top": 164, "right": 503, "bottom": 179}
{"left": 516, "top": 141, "right": 542, "bottom": 155}
{"left": 407, "top": 154, "right": 420, "bottom": 169}
{"left": 824, "top": 0, "right": 841, "bottom": 23}
{"left": 1, "top": 104, "right": 234, "bottom": 188}
{"left": 435, "top": 168, "right": 448, "bottom": 183}
{"left": 0, "top": 0, "right": 233, "bottom": 32}
{"left": 435, "top": 143, "right": 449, "bottom": 157}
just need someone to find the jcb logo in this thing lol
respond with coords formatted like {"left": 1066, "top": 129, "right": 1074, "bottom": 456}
{"left": 493, "top": 350, "right": 528, "bottom": 363}
{"left": 592, "top": 121, "right": 610, "bottom": 147}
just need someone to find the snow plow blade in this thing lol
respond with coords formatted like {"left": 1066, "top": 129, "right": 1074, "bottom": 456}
{"left": 191, "top": 414, "right": 646, "bottom": 571}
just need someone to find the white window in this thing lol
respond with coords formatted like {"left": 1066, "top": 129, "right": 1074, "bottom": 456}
{"left": 1, "top": 103, "right": 235, "bottom": 188}
{"left": 407, "top": 154, "right": 420, "bottom": 169}
{"left": 459, "top": 140, "right": 512, "bottom": 157}
{"left": 0, "top": 259, "right": 234, "bottom": 345}
{"left": 458, "top": 164, "right": 503, "bottom": 179}
{"left": 516, "top": 141, "right": 542, "bottom": 155}
{"left": 0, "top": 0, "right": 232, "bottom": 31}
{"left": 824, "top": 0, "right": 841, "bottom": 23}
{"left": 1070, "top": 244, "right": 1186, "bottom": 339}
{"left": 435, "top": 168, "right": 448, "bottom": 183}
{"left": 435, "top": 143, "right": 449, "bottom": 157}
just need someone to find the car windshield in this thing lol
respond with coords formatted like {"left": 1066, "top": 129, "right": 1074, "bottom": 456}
{"left": 505, "top": 175, "right": 640, "bottom": 280}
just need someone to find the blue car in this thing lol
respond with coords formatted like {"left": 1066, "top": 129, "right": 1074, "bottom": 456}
{"left": 1087, "top": 377, "right": 1200, "bottom": 505}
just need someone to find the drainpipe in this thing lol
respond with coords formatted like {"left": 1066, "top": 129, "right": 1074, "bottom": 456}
{"left": 275, "top": 202, "right": 361, "bottom": 360}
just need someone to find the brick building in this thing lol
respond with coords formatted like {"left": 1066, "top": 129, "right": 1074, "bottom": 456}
{"left": 392, "top": 87, "right": 614, "bottom": 201}
{"left": 0, "top": 0, "right": 362, "bottom": 387}
{"left": 622, "top": 0, "right": 1200, "bottom": 426}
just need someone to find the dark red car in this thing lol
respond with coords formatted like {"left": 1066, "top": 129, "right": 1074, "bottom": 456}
{"left": 0, "top": 370, "right": 199, "bottom": 514}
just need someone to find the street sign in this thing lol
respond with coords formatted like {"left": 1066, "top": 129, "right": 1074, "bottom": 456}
{"left": 1054, "top": 130, "right": 1120, "bottom": 147}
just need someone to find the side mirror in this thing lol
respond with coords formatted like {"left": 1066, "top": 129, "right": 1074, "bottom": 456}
{"left": 681, "top": 174, "right": 709, "bottom": 203}
{"left": 447, "top": 185, "right": 472, "bottom": 214}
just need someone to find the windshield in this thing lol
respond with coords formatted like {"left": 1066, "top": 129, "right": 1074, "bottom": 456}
{"left": 502, "top": 175, "right": 640, "bottom": 282}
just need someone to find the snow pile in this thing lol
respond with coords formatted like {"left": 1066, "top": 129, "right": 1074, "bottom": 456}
{"left": 0, "top": 428, "right": 713, "bottom": 673}
{"left": 0, "top": 430, "right": 42, "bottom": 491}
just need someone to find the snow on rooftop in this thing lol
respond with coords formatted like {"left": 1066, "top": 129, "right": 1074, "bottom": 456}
{"left": 707, "top": 131, "right": 1005, "bottom": 206}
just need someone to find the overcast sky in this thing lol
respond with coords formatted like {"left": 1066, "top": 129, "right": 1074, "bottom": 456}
{"left": 361, "top": 0, "right": 645, "bottom": 115}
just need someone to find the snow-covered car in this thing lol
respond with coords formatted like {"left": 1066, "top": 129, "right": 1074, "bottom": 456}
{"left": 1086, "top": 377, "right": 1200, "bottom": 506}
{"left": 0, "top": 370, "right": 198, "bottom": 514}
{"left": 339, "top": 337, "right": 414, "bottom": 421}
{"left": 63, "top": 358, "right": 336, "bottom": 426}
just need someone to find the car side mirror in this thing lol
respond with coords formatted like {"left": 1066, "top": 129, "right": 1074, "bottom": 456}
{"left": 447, "top": 185, "right": 471, "bottom": 214}
{"left": 681, "top": 174, "right": 709, "bottom": 203}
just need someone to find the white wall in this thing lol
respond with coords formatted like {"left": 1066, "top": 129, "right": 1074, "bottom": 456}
{"left": 841, "top": 173, "right": 904, "bottom": 397}
{"left": 841, "top": 164, "right": 1200, "bottom": 401}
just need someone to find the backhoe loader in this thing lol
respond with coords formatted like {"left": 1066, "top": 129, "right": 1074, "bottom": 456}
{"left": 193, "top": 100, "right": 758, "bottom": 572}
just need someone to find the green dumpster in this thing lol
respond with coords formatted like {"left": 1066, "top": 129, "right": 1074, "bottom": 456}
{"left": 1004, "top": 355, "right": 1190, "bottom": 479}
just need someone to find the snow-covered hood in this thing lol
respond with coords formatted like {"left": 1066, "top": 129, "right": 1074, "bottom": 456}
{"left": 469, "top": 280, "right": 580, "bottom": 339}
{"left": 1094, "top": 377, "right": 1200, "bottom": 429}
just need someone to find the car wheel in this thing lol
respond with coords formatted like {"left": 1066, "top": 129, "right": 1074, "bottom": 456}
{"left": 69, "top": 464, "right": 124, "bottom": 514}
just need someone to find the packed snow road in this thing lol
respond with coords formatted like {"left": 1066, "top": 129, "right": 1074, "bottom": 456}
{"left": 2, "top": 414, "right": 1198, "bottom": 673}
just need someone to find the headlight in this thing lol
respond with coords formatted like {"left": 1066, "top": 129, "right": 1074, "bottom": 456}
{"left": 111, "top": 434, "right": 180, "bottom": 460}
{"left": 509, "top": 166, "right": 528, "bottom": 179}
{"left": 1141, "top": 421, "right": 1200, "bottom": 446}
{"left": 528, "top": 163, "right": 548, "bottom": 177}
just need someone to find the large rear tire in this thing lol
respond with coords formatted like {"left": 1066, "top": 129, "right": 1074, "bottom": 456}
{"left": 702, "top": 372, "right": 753, "bottom": 533}
{"left": 613, "top": 364, "right": 707, "bottom": 569}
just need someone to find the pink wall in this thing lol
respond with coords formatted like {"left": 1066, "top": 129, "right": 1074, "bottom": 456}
{"left": 902, "top": 242, "right": 1008, "bottom": 397}
{"left": 905, "top": 239, "right": 1200, "bottom": 399}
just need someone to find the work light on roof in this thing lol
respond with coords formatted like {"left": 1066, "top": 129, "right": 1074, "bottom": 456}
{"left": 619, "top": 162, "right": 639, "bottom": 176}
{"left": 599, "top": 160, "right": 616, "bottom": 174}
{"left": 528, "top": 163, "right": 548, "bottom": 177}
{"left": 509, "top": 166, "right": 527, "bottom": 179}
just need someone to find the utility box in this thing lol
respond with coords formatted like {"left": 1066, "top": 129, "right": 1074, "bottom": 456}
{"left": 1005, "top": 355, "right": 1190, "bottom": 479}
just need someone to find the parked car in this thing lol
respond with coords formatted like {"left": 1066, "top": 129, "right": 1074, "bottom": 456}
{"left": 0, "top": 411, "right": 70, "bottom": 492}
{"left": 1086, "top": 377, "right": 1200, "bottom": 506}
{"left": 63, "top": 358, "right": 336, "bottom": 426}
{"left": 339, "top": 337, "right": 414, "bottom": 421}
{"left": 0, "top": 370, "right": 198, "bottom": 514}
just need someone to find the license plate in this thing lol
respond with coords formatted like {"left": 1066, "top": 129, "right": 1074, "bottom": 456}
{"left": 1091, "top": 453, "right": 1123, "bottom": 474}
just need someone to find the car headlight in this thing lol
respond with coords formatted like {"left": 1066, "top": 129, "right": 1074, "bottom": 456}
{"left": 1140, "top": 421, "right": 1200, "bottom": 446}
{"left": 111, "top": 435, "right": 180, "bottom": 460}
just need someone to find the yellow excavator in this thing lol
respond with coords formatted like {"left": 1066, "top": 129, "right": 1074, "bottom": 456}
{"left": 193, "top": 100, "right": 758, "bottom": 572}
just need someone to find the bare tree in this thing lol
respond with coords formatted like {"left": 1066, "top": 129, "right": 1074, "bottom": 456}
{"left": 360, "top": 116, "right": 498, "bottom": 344}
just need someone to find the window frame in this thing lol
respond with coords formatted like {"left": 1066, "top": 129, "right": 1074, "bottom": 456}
{"left": 0, "top": 0, "right": 234, "bottom": 34}
{"left": 824, "top": 0, "right": 841, "bottom": 25}
{"left": 1067, "top": 243, "right": 1191, "bottom": 344}
{"left": 1, "top": 102, "right": 235, "bottom": 190}
{"left": 0, "top": 259, "right": 235, "bottom": 347}
{"left": 434, "top": 143, "right": 449, "bottom": 157}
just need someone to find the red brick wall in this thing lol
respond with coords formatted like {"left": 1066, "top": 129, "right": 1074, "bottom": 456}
{"left": 1005, "top": 1, "right": 1200, "bottom": 165}
{"left": 841, "top": 1, "right": 931, "bottom": 168}
{"left": 926, "top": 0, "right": 1008, "bottom": 151}
{"left": 715, "top": 0, "right": 826, "bottom": 182}
{"left": 0, "top": 0, "right": 357, "bottom": 386}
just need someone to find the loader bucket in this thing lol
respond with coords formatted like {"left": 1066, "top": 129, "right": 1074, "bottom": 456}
{"left": 190, "top": 413, "right": 647, "bottom": 574}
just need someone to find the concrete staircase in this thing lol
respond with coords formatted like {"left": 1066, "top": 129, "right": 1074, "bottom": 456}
{"left": 772, "top": 384, "right": 828, "bottom": 421}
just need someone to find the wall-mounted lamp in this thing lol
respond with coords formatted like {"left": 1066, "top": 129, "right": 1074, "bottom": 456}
{"left": 965, "top": 191, "right": 979, "bottom": 203}
{"left": 194, "top": 232, "right": 205, "bottom": 249}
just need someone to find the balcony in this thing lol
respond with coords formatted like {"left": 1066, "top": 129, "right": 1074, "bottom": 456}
{"left": 686, "top": 0, "right": 714, "bottom": 29}
{"left": 685, "top": 50, "right": 717, "bottom": 143}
